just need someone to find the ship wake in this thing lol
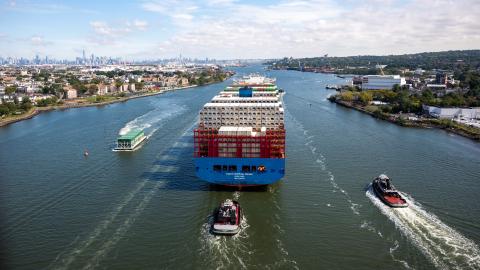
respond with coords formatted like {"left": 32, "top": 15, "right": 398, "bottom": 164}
{"left": 119, "top": 101, "right": 185, "bottom": 138}
{"left": 286, "top": 110, "right": 361, "bottom": 216}
{"left": 198, "top": 213, "right": 251, "bottom": 270}
{"left": 366, "top": 187, "right": 480, "bottom": 270}
{"left": 50, "top": 124, "right": 195, "bottom": 270}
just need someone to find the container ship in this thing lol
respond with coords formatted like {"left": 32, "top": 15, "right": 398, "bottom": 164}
{"left": 194, "top": 75, "right": 285, "bottom": 186}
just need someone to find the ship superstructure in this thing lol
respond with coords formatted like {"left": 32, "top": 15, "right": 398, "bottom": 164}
{"left": 194, "top": 75, "right": 285, "bottom": 186}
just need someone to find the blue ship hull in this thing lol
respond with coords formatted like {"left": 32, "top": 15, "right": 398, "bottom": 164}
{"left": 194, "top": 157, "right": 285, "bottom": 186}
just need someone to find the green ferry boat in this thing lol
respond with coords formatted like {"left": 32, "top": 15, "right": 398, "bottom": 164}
{"left": 114, "top": 129, "right": 147, "bottom": 151}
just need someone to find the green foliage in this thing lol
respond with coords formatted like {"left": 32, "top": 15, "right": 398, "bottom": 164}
{"left": 396, "top": 117, "right": 407, "bottom": 126}
{"left": 269, "top": 50, "right": 480, "bottom": 72}
{"left": 0, "top": 104, "right": 10, "bottom": 116}
{"left": 5, "top": 85, "right": 17, "bottom": 95}
{"left": 339, "top": 91, "right": 354, "bottom": 102}
{"left": 20, "top": 97, "right": 32, "bottom": 111}
{"left": 86, "top": 95, "right": 107, "bottom": 103}
{"left": 88, "top": 84, "right": 98, "bottom": 95}
{"left": 439, "top": 93, "right": 465, "bottom": 107}
{"left": 0, "top": 97, "right": 33, "bottom": 116}
{"left": 36, "top": 97, "right": 58, "bottom": 107}
{"left": 359, "top": 91, "right": 373, "bottom": 105}
{"left": 95, "top": 70, "right": 126, "bottom": 78}
{"left": 90, "top": 78, "right": 102, "bottom": 84}
{"left": 67, "top": 76, "right": 87, "bottom": 94}
{"left": 135, "top": 82, "right": 144, "bottom": 90}
{"left": 42, "top": 84, "right": 63, "bottom": 96}
{"left": 115, "top": 80, "right": 123, "bottom": 88}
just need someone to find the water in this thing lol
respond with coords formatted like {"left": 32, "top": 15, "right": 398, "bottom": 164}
{"left": 1, "top": 65, "right": 480, "bottom": 269}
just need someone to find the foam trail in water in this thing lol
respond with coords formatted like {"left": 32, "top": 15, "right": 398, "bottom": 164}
{"left": 51, "top": 180, "right": 148, "bottom": 270}
{"left": 286, "top": 110, "right": 361, "bottom": 216}
{"left": 119, "top": 103, "right": 185, "bottom": 137}
{"left": 366, "top": 187, "right": 480, "bottom": 270}
{"left": 389, "top": 240, "right": 414, "bottom": 270}
{"left": 52, "top": 124, "right": 196, "bottom": 269}
{"left": 82, "top": 181, "right": 165, "bottom": 270}
{"left": 198, "top": 214, "right": 251, "bottom": 269}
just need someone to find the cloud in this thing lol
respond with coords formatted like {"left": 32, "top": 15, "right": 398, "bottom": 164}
{"left": 3, "top": 0, "right": 480, "bottom": 59}
{"left": 142, "top": 0, "right": 198, "bottom": 23}
{"left": 132, "top": 20, "right": 148, "bottom": 31}
{"left": 145, "top": 0, "right": 480, "bottom": 58}
{"left": 30, "top": 35, "right": 53, "bottom": 46}
{"left": 206, "top": 0, "right": 237, "bottom": 6}
{"left": 88, "top": 19, "right": 149, "bottom": 45}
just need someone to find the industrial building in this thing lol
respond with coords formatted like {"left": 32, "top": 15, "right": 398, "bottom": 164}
{"left": 423, "top": 105, "right": 480, "bottom": 120}
{"left": 361, "top": 75, "right": 406, "bottom": 90}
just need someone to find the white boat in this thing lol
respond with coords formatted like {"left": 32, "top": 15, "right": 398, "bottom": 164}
{"left": 114, "top": 129, "right": 147, "bottom": 151}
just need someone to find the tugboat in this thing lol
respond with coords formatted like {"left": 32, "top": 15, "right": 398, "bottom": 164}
{"left": 211, "top": 199, "right": 241, "bottom": 235}
{"left": 372, "top": 174, "right": 408, "bottom": 208}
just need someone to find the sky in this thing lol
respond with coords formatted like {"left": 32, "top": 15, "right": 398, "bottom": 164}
{"left": 0, "top": 0, "right": 479, "bottom": 60}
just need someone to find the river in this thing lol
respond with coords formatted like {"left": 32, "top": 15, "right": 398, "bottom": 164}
{"left": 1, "top": 65, "right": 479, "bottom": 270}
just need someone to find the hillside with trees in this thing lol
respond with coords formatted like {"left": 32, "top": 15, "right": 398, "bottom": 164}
{"left": 269, "top": 50, "right": 480, "bottom": 75}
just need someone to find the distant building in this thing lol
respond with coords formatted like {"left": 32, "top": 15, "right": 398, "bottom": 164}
{"left": 65, "top": 88, "right": 77, "bottom": 99}
{"left": 180, "top": 77, "right": 189, "bottom": 86}
{"left": 414, "top": 68, "right": 425, "bottom": 75}
{"left": 97, "top": 84, "right": 109, "bottom": 95}
{"left": 108, "top": 85, "right": 118, "bottom": 93}
{"left": 361, "top": 75, "right": 406, "bottom": 90}
{"left": 426, "top": 84, "right": 447, "bottom": 90}
{"left": 423, "top": 105, "right": 480, "bottom": 120}
{"left": 129, "top": 83, "right": 135, "bottom": 92}
{"left": 163, "top": 77, "right": 178, "bottom": 88}
{"left": 436, "top": 72, "right": 448, "bottom": 85}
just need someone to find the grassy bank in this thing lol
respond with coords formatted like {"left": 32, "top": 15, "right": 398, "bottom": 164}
{"left": 329, "top": 98, "right": 480, "bottom": 142}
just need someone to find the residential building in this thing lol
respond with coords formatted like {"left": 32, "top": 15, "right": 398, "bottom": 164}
{"left": 65, "top": 88, "right": 77, "bottom": 99}
{"left": 436, "top": 72, "right": 448, "bottom": 85}
{"left": 97, "top": 84, "right": 109, "bottom": 95}
{"left": 180, "top": 77, "right": 189, "bottom": 86}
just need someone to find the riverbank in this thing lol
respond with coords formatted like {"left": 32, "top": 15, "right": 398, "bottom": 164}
{"left": 0, "top": 84, "right": 204, "bottom": 127}
{"left": 330, "top": 99, "right": 480, "bottom": 141}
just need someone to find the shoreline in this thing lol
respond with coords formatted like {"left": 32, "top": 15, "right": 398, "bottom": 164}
{"left": 0, "top": 82, "right": 220, "bottom": 128}
{"left": 330, "top": 99, "right": 480, "bottom": 142}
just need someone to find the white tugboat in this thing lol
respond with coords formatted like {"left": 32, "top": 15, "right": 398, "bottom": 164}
{"left": 211, "top": 199, "right": 242, "bottom": 235}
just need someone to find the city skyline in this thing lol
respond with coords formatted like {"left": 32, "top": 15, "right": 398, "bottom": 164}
{"left": 1, "top": 0, "right": 480, "bottom": 60}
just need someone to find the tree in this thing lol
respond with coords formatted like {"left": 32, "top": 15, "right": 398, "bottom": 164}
{"left": 0, "top": 104, "right": 10, "bottom": 116}
{"left": 135, "top": 82, "right": 144, "bottom": 91}
{"left": 88, "top": 84, "right": 98, "bottom": 95}
{"left": 340, "top": 91, "right": 354, "bottom": 102}
{"left": 20, "top": 97, "right": 32, "bottom": 111}
{"left": 359, "top": 91, "right": 373, "bottom": 105}
{"left": 115, "top": 80, "right": 123, "bottom": 88}
{"left": 5, "top": 85, "right": 17, "bottom": 95}
{"left": 392, "top": 84, "right": 401, "bottom": 92}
